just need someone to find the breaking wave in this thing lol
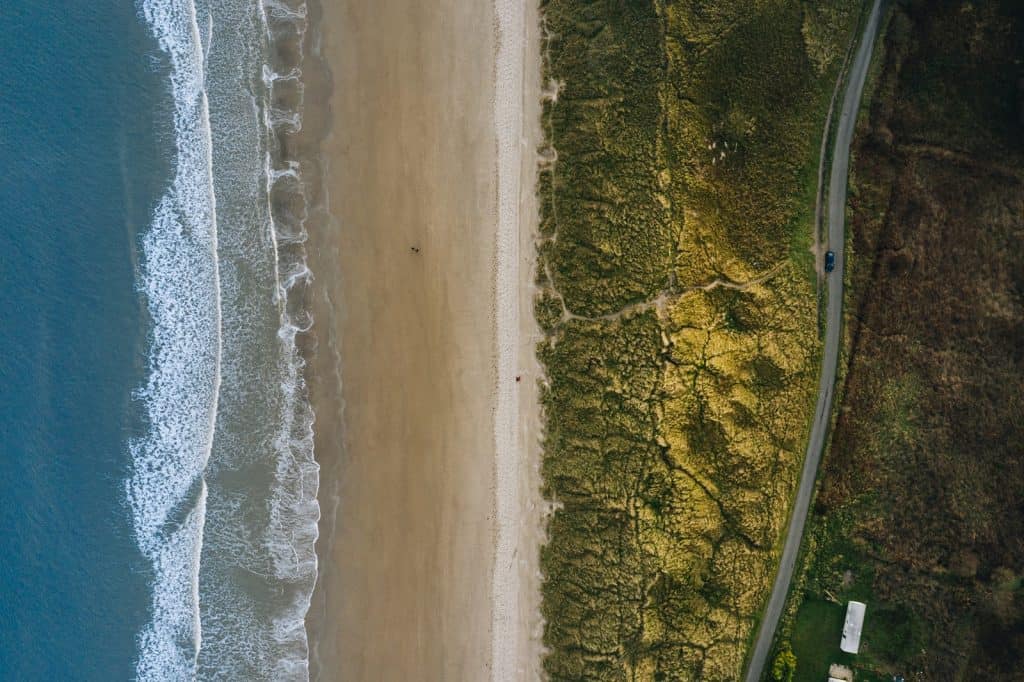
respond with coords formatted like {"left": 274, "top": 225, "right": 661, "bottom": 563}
{"left": 130, "top": 0, "right": 318, "bottom": 678}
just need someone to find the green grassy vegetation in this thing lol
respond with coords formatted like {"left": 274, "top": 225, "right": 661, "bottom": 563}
{"left": 791, "top": 599, "right": 845, "bottom": 681}
{"left": 787, "top": 592, "right": 920, "bottom": 681}
{"left": 776, "top": 1, "right": 1024, "bottom": 679}
{"left": 536, "top": 0, "right": 862, "bottom": 679}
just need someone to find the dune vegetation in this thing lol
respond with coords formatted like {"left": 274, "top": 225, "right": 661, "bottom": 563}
{"left": 535, "top": 0, "right": 862, "bottom": 679}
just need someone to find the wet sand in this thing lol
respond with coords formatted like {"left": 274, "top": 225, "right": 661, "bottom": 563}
{"left": 303, "top": 0, "right": 541, "bottom": 679}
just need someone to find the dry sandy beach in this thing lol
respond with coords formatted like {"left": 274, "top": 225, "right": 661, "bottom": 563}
{"left": 304, "top": 0, "right": 542, "bottom": 679}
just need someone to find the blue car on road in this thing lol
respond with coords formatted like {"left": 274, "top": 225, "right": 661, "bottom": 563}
{"left": 825, "top": 250, "right": 836, "bottom": 273}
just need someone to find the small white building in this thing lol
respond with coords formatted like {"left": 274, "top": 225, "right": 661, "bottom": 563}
{"left": 840, "top": 600, "right": 867, "bottom": 654}
{"left": 828, "top": 662, "right": 854, "bottom": 681}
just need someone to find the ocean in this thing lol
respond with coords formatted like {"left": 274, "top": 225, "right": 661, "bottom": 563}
{"left": 0, "top": 1, "right": 319, "bottom": 679}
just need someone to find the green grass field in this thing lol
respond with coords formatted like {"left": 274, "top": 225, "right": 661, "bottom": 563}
{"left": 791, "top": 599, "right": 846, "bottom": 682}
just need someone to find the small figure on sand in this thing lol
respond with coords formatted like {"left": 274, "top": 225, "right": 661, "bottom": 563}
{"left": 515, "top": 375, "right": 521, "bottom": 382}
{"left": 410, "top": 246, "right": 420, "bottom": 254}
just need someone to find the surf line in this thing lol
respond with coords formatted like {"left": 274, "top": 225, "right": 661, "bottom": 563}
{"left": 190, "top": 0, "right": 222, "bottom": 661}
{"left": 133, "top": 0, "right": 222, "bottom": 675}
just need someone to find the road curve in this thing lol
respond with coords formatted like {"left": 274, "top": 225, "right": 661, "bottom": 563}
{"left": 743, "top": 1, "right": 884, "bottom": 679}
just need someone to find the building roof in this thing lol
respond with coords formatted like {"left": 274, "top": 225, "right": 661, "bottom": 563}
{"left": 828, "top": 663, "right": 854, "bottom": 682}
{"left": 840, "top": 600, "right": 867, "bottom": 654}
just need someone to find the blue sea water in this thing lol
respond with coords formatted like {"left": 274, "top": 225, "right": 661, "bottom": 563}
{"left": 0, "top": 1, "right": 319, "bottom": 679}
{"left": 0, "top": 3, "right": 165, "bottom": 678}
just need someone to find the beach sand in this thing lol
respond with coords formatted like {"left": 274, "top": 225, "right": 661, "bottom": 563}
{"left": 303, "top": 0, "right": 542, "bottom": 679}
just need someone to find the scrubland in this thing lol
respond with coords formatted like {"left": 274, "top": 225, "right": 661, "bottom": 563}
{"left": 535, "top": 1, "right": 861, "bottom": 678}
{"left": 777, "top": 2, "right": 1024, "bottom": 680}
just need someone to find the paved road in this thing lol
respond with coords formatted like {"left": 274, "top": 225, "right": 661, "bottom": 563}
{"left": 743, "top": 2, "right": 884, "bottom": 680}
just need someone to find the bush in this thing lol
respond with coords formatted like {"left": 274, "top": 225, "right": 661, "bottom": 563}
{"left": 771, "top": 643, "right": 797, "bottom": 682}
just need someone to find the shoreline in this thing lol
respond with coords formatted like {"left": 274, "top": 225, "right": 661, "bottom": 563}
{"left": 301, "top": 0, "right": 542, "bottom": 679}
{"left": 294, "top": 0, "right": 334, "bottom": 676}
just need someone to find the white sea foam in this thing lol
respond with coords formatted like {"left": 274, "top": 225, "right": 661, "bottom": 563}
{"left": 133, "top": 0, "right": 319, "bottom": 678}
{"left": 256, "top": 2, "right": 320, "bottom": 674}
{"left": 134, "top": 483, "right": 209, "bottom": 681}
{"left": 131, "top": 0, "right": 221, "bottom": 678}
